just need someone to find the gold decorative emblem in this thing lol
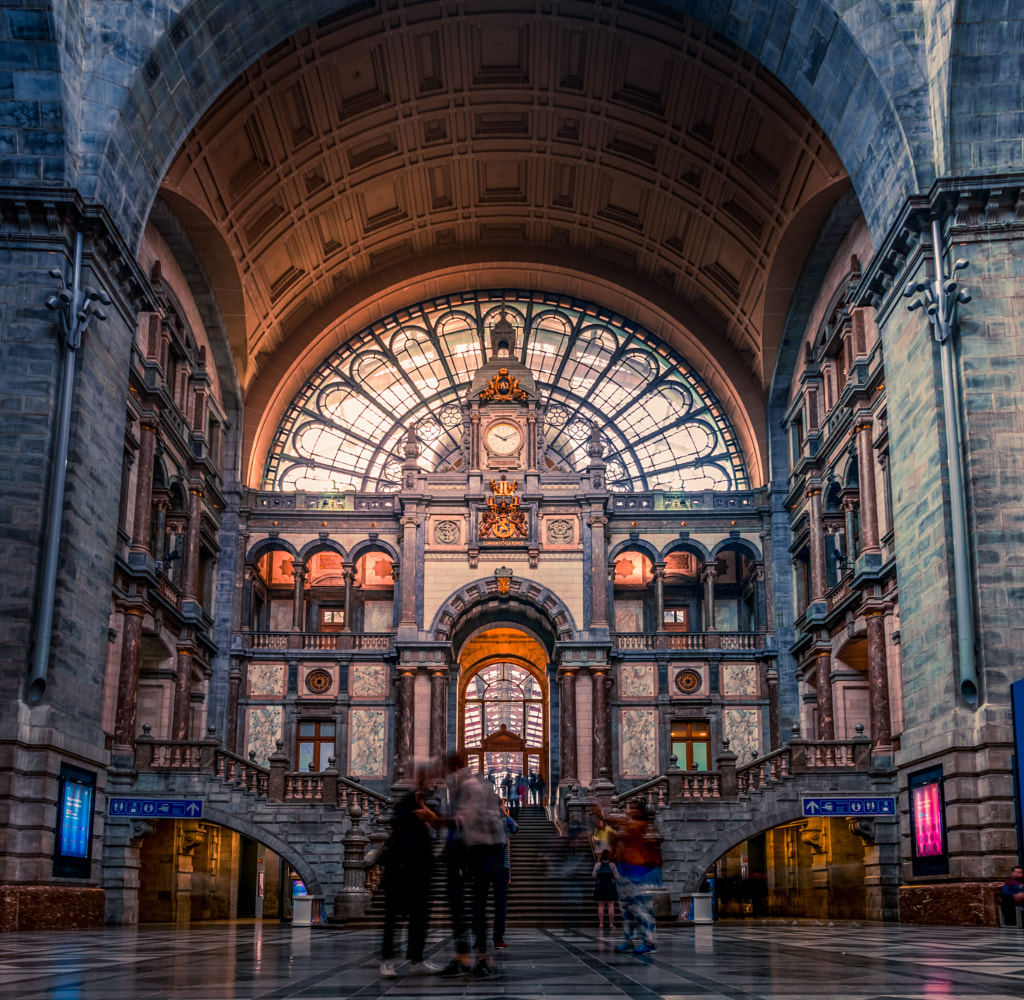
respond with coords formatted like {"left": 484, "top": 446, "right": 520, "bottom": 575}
{"left": 494, "top": 566, "right": 513, "bottom": 594}
{"left": 306, "top": 669, "right": 332, "bottom": 694}
{"left": 480, "top": 474, "right": 529, "bottom": 541}
{"left": 675, "top": 669, "right": 701, "bottom": 694}
{"left": 480, "top": 367, "right": 528, "bottom": 401}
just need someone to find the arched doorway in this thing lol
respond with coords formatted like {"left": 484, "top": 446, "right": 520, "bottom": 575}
{"left": 458, "top": 628, "right": 549, "bottom": 792}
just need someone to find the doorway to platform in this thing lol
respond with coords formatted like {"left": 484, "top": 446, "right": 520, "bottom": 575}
{"left": 458, "top": 628, "right": 549, "bottom": 794}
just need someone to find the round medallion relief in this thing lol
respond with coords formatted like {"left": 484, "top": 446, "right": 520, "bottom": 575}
{"left": 675, "top": 669, "right": 701, "bottom": 694}
{"left": 306, "top": 669, "right": 332, "bottom": 694}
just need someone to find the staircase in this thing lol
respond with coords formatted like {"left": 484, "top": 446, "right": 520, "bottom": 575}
{"left": 346, "top": 806, "right": 597, "bottom": 929}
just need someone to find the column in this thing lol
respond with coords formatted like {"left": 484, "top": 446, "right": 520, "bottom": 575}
{"left": 842, "top": 497, "right": 859, "bottom": 563}
{"left": 113, "top": 607, "right": 144, "bottom": 750}
{"left": 527, "top": 408, "right": 538, "bottom": 472}
{"left": 153, "top": 498, "right": 168, "bottom": 561}
{"left": 759, "top": 527, "right": 775, "bottom": 633}
{"left": 652, "top": 562, "right": 665, "bottom": 632}
{"left": 181, "top": 486, "right": 202, "bottom": 602}
{"left": 865, "top": 610, "right": 893, "bottom": 750}
{"left": 765, "top": 665, "right": 780, "bottom": 750}
{"left": 815, "top": 651, "right": 835, "bottom": 740}
{"left": 172, "top": 648, "right": 192, "bottom": 740}
{"left": 429, "top": 669, "right": 447, "bottom": 762}
{"left": 558, "top": 665, "right": 578, "bottom": 782}
{"left": 130, "top": 419, "right": 157, "bottom": 554}
{"left": 753, "top": 564, "right": 766, "bottom": 632}
{"left": 588, "top": 513, "right": 609, "bottom": 627}
{"left": 343, "top": 562, "right": 355, "bottom": 630}
{"left": 291, "top": 563, "right": 306, "bottom": 631}
{"left": 807, "top": 488, "right": 826, "bottom": 601}
{"left": 394, "top": 666, "right": 416, "bottom": 781}
{"left": 702, "top": 564, "right": 717, "bottom": 631}
{"left": 399, "top": 514, "right": 419, "bottom": 626}
{"left": 227, "top": 661, "right": 243, "bottom": 753}
{"left": 591, "top": 667, "right": 611, "bottom": 778}
{"left": 855, "top": 417, "right": 882, "bottom": 555}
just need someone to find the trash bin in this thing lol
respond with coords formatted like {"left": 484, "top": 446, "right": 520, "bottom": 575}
{"left": 292, "top": 895, "right": 324, "bottom": 926}
{"left": 691, "top": 891, "right": 714, "bottom": 923}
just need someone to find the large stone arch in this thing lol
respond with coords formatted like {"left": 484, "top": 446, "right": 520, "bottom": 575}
{"left": 92, "top": 0, "right": 918, "bottom": 256}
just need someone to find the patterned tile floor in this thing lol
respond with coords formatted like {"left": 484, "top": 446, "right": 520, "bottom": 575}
{"left": 2, "top": 921, "right": 1024, "bottom": 1000}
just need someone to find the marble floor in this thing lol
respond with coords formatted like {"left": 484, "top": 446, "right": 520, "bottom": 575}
{"left": 2, "top": 921, "right": 1024, "bottom": 1000}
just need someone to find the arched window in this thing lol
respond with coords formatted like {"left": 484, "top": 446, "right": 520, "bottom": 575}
{"left": 463, "top": 662, "right": 544, "bottom": 750}
{"left": 263, "top": 291, "right": 749, "bottom": 493}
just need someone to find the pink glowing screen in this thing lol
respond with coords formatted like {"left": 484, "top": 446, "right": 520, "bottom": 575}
{"left": 912, "top": 781, "right": 944, "bottom": 857}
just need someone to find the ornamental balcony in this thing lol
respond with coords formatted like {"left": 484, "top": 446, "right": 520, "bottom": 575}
{"left": 611, "top": 631, "right": 767, "bottom": 652}
{"left": 240, "top": 630, "right": 394, "bottom": 653}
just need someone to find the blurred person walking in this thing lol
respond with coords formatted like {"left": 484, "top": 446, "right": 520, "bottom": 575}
{"left": 600, "top": 801, "right": 661, "bottom": 954}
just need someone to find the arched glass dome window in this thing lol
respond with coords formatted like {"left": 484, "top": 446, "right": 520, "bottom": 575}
{"left": 263, "top": 290, "right": 749, "bottom": 492}
{"left": 463, "top": 662, "right": 544, "bottom": 749}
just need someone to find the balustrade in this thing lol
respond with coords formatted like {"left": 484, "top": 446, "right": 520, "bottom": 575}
{"left": 612, "top": 631, "right": 765, "bottom": 651}
{"left": 246, "top": 631, "right": 393, "bottom": 652}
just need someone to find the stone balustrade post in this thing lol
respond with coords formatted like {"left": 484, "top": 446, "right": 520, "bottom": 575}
{"left": 200, "top": 726, "right": 219, "bottom": 770}
{"left": 788, "top": 725, "right": 809, "bottom": 772}
{"left": 716, "top": 740, "right": 738, "bottom": 797}
{"left": 268, "top": 739, "right": 289, "bottom": 801}
{"left": 322, "top": 755, "right": 339, "bottom": 806}
{"left": 334, "top": 804, "right": 371, "bottom": 919}
{"left": 134, "top": 723, "right": 155, "bottom": 770}
{"left": 852, "top": 723, "right": 871, "bottom": 768}
{"left": 665, "top": 753, "right": 683, "bottom": 803}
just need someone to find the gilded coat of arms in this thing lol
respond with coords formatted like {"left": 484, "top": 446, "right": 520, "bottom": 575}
{"left": 479, "top": 367, "right": 528, "bottom": 401}
{"left": 479, "top": 474, "right": 529, "bottom": 540}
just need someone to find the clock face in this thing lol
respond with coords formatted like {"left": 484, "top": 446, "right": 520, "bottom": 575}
{"left": 485, "top": 421, "right": 522, "bottom": 456}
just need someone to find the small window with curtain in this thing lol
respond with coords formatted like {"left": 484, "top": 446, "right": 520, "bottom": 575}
{"left": 297, "top": 721, "right": 336, "bottom": 772}
{"left": 671, "top": 721, "right": 710, "bottom": 771}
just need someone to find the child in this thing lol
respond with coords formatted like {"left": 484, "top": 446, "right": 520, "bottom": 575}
{"left": 592, "top": 850, "right": 619, "bottom": 931}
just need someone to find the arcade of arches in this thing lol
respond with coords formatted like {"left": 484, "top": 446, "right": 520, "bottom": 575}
{"left": 3, "top": 0, "right": 1024, "bottom": 932}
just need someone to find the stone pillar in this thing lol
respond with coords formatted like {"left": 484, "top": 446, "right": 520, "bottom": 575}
{"left": 153, "top": 497, "right": 168, "bottom": 561}
{"left": 429, "top": 668, "right": 447, "bottom": 761}
{"left": 343, "top": 562, "right": 355, "bottom": 630}
{"left": 559, "top": 665, "right": 578, "bottom": 782}
{"left": 291, "top": 563, "right": 306, "bottom": 631}
{"left": 855, "top": 417, "right": 881, "bottom": 555}
{"left": 702, "top": 564, "right": 717, "bottom": 631}
{"left": 815, "top": 651, "right": 835, "bottom": 740}
{"left": 130, "top": 418, "right": 157, "bottom": 554}
{"left": 182, "top": 486, "right": 202, "bottom": 602}
{"left": 227, "top": 662, "right": 242, "bottom": 753}
{"left": 241, "top": 566, "right": 255, "bottom": 632}
{"left": 653, "top": 562, "right": 665, "bottom": 631}
{"left": 172, "top": 649, "right": 193, "bottom": 740}
{"left": 176, "top": 822, "right": 205, "bottom": 927}
{"left": 765, "top": 664, "right": 780, "bottom": 750}
{"left": 114, "top": 607, "right": 145, "bottom": 751}
{"left": 865, "top": 609, "right": 893, "bottom": 750}
{"left": 394, "top": 666, "right": 415, "bottom": 781}
{"left": 591, "top": 667, "right": 611, "bottom": 777}
{"left": 527, "top": 409, "right": 538, "bottom": 472}
{"left": 588, "top": 513, "right": 609, "bottom": 627}
{"left": 399, "top": 514, "right": 420, "bottom": 626}
{"left": 808, "top": 488, "right": 826, "bottom": 601}
{"left": 759, "top": 528, "right": 775, "bottom": 632}
{"left": 842, "top": 497, "right": 859, "bottom": 563}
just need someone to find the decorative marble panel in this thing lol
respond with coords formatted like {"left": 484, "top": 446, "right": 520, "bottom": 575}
{"left": 619, "top": 708, "right": 658, "bottom": 777}
{"left": 618, "top": 662, "right": 656, "bottom": 699}
{"left": 364, "top": 600, "right": 394, "bottom": 631}
{"left": 351, "top": 662, "right": 388, "bottom": 700}
{"left": 249, "top": 662, "right": 286, "bottom": 697}
{"left": 349, "top": 708, "right": 388, "bottom": 777}
{"left": 247, "top": 706, "right": 283, "bottom": 766}
{"left": 723, "top": 708, "right": 761, "bottom": 763}
{"left": 721, "top": 662, "right": 758, "bottom": 697}
{"left": 614, "top": 599, "right": 643, "bottom": 632}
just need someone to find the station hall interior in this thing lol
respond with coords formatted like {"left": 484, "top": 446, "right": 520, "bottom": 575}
{"left": 4, "top": 0, "right": 1024, "bottom": 959}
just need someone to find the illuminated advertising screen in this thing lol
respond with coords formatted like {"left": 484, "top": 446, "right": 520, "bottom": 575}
{"left": 53, "top": 763, "right": 97, "bottom": 878}
{"left": 908, "top": 765, "right": 949, "bottom": 876}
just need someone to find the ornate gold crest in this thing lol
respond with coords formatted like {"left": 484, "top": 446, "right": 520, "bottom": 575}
{"left": 479, "top": 474, "right": 529, "bottom": 540}
{"left": 480, "top": 367, "right": 528, "bottom": 401}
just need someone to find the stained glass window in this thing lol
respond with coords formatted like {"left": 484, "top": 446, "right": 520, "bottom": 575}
{"left": 263, "top": 291, "right": 749, "bottom": 493}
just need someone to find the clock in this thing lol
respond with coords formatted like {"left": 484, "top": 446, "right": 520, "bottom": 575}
{"left": 485, "top": 421, "right": 523, "bottom": 456}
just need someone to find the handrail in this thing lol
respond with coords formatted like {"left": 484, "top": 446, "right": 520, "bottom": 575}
{"left": 611, "top": 774, "right": 668, "bottom": 805}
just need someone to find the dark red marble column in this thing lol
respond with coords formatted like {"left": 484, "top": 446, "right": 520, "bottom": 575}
{"left": 227, "top": 661, "right": 243, "bottom": 753}
{"left": 394, "top": 667, "right": 415, "bottom": 781}
{"left": 765, "top": 665, "right": 780, "bottom": 750}
{"left": 343, "top": 563, "right": 355, "bottom": 630}
{"left": 429, "top": 669, "right": 447, "bottom": 762}
{"left": 865, "top": 610, "right": 893, "bottom": 749}
{"left": 815, "top": 651, "right": 835, "bottom": 740}
{"left": 702, "top": 564, "right": 717, "bottom": 630}
{"left": 172, "top": 649, "right": 192, "bottom": 740}
{"left": 653, "top": 563, "right": 665, "bottom": 631}
{"left": 591, "top": 667, "right": 611, "bottom": 778}
{"left": 291, "top": 564, "right": 306, "bottom": 631}
{"left": 114, "top": 608, "right": 144, "bottom": 749}
{"left": 808, "top": 488, "right": 826, "bottom": 601}
{"left": 588, "top": 513, "right": 609, "bottom": 627}
{"left": 182, "top": 487, "right": 202, "bottom": 602}
{"left": 559, "top": 666, "right": 578, "bottom": 782}
{"left": 399, "top": 515, "right": 419, "bottom": 626}
{"left": 855, "top": 417, "right": 881, "bottom": 555}
{"left": 130, "top": 419, "right": 157, "bottom": 554}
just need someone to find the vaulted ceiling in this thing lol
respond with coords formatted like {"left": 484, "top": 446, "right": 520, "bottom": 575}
{"left": 160, "top": 2, "right": 850, "bottom": 482}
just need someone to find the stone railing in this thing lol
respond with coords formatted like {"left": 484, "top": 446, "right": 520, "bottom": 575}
{"left": 612, "top": 631, "right": 765, "bottom": 651}
{"left": 135, "top": 729, "right": 392, "bottom": 817}
{"left": 245, "top": 631, "right": 393, "bottom": 651}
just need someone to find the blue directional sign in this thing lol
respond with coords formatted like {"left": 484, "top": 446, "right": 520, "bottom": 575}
{"left": 108, "top": 798, "right": 203, "bottom": 818}
{"left": 802, "top": 796, "right": 896, "bottom": 817}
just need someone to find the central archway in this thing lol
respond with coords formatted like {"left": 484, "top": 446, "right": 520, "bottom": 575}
{"left": 458, "top": 629, "right": 550, "bottom": 794}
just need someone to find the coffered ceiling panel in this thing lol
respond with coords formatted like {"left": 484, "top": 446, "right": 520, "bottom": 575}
{"left": 161, "top": 2, "right": 847, "bottom": 394}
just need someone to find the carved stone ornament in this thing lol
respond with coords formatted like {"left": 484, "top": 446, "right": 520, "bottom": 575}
{"left": 480, "top": 367, "right": 528, "bottom": 401}
{"left": 434, "top": 519, "right": 460, "bottom": 544}
{"left": 547, "top": 518, "right": 574, "bottom": 544}
{"left": 675, "top": 669, "right": 702, "bottom": 693}
{"left": 306, "top": 668, "right": 332, "bottom": 694}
